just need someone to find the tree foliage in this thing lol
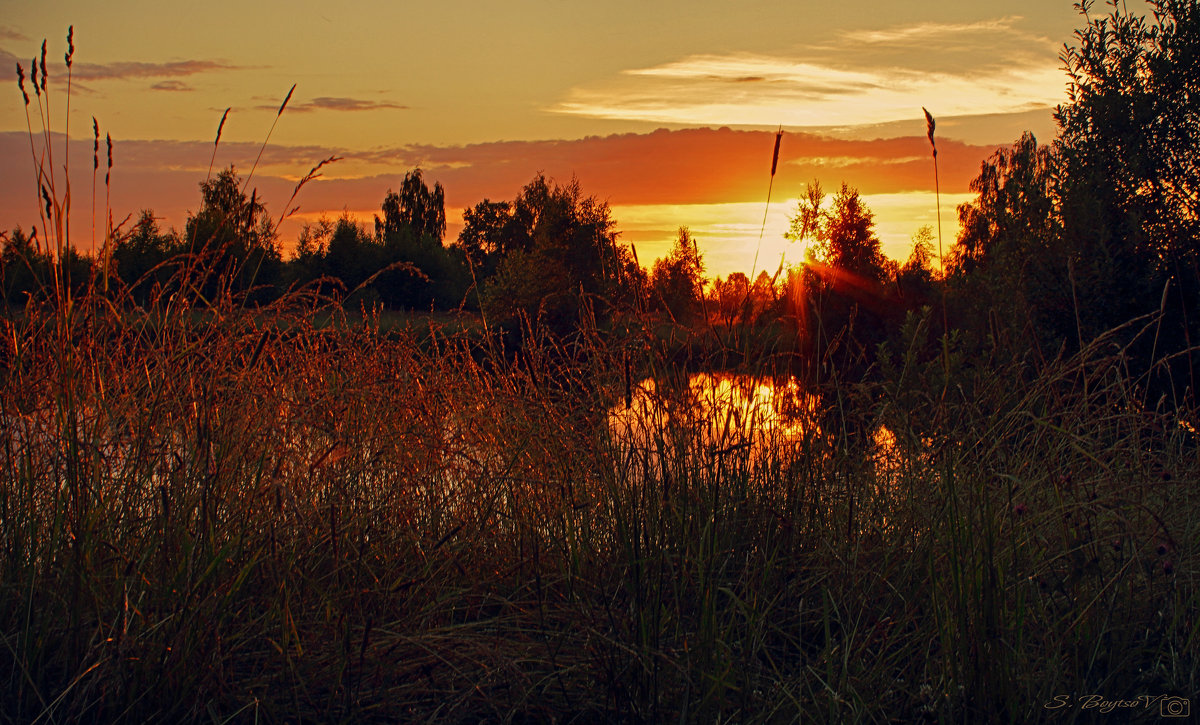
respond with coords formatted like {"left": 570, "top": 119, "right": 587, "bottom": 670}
{"left": 787, "top": 181, "right": 887, "bottom": 283}
{"left": 948, "top": 133, "right": 1060, "bottom": 339}
{"left": 112, "top": 211, "right": 180, "bottom": 304}
{"left": 944, "top": 0, "right": 1199, "bottom": 392}
{"left": 785, "top": 181, "right": 893, "bottom": 376}
{"left": 456, "top": 199, "right": 513, "bottom": 274}
{"left": 375, "top": 169, "right": 447, "bottom": 244}
{"left": 1, "top": 228, "right": 50, "bottom": 303}
{"left": 479, "top": 174, "right": 638, "bottom": 332}
{"left": 184, "top": 167, "right": 282, "bottom": 301}
{"left": 650, "top": 227, "right": 705, "bottom": 323}
{"left": 1054, "top": 0, "right": 1200, "bottom": 370}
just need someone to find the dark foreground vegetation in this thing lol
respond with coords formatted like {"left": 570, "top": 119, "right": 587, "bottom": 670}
{"left": 1, "top": 1, "right": 1198, "bottom": 722}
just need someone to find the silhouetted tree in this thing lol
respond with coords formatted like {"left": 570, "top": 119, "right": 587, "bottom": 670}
{"left": 375, "top": 169, "right": 447, "bottom": 244}
{"left": 455, "top": 199, "right": 515, "bottom": 277}
{"left": 370, "top": 170, "right": 468, "bottom": 309}
{"left": 713, "top": 272, "right": 752, "bottom": 326}
{"left": 111, "top": 211, "right": 181, "bottom": 304}
{"left": 789, "top": 181, "right": 887, "bottom": 283}
{"left": 325, "top": 215, "right": 382, "bottom": 298}
{"left": 786, "top": 180, "right": 891, "bottom": 376}
{"left": 285, "top": 216, "right": 334, "bottom": 293}
{"left": 1, "top": 227, "right": 50, "bottom": 304}
{"left": 184, "top": 167, "right": 282, "bottom": 302}
{"left": 650, "top": 227, "right": 705, "bottom": 323}
{"left": 895, "top": 225, "right": 937, "bottom": 310}
{"left": 1054, "top": 0, "right": 1199, "bottom": 391}
{"left": 947, "top": 133, "right": 1059, "bottom": 345}
{"left": 480, "top": 174, "right": 637, "bottom": 332}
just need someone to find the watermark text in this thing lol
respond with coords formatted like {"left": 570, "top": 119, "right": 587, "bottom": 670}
{"left": 1045, "top": 694, "right": 1190, "bottom": 717}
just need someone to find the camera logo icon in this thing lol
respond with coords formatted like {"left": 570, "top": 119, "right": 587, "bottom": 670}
{"left": 1161, "top": 696, "right": 1190, "bottom": 717}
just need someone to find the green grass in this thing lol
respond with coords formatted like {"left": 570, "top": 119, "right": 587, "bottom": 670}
{"left": 0, "top": 286, "right": 1195, "bottom": 724}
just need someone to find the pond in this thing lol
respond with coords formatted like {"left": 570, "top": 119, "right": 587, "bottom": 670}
{"left": 607, "top": 372, "right": 823, "bottom": 461}
{"left": 607, "top": 371, "right": 903, "bottom": 480}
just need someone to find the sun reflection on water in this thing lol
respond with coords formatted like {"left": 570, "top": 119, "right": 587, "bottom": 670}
{"left": 608, "top": 372, "right": 821, "bottom": 461}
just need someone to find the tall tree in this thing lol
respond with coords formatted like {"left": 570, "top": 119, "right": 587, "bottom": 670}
{"left": 112, "top": 210, "right": 181, "bottom": 304}
{"left": 1054, "top": 0, "right": 1198, "bottom": 389}
{"left": 456, "top": 199, "right": 514, "bottom": 276}
{"left": 787, "top": 181, "right": 887, "bottom": 283}
{"left": 480, "top": 174, "right": 637, "bottom": 332}
{"left": 184, "top": 166, "right": 281, "bottom": 301}
{"left": 650, "top": 227, "right": 705, "bottom": 323}
{"left": 786, "top": 181, "right": 891, "bottom": 376}
{"left": 948, "top": 133, "right": 1060, "bottom": 342}
{"left": 375, "top": 169, "right": 447, "bottom": 244}
{"left": 372, "top": 170, "right": 467, "bottom": 309}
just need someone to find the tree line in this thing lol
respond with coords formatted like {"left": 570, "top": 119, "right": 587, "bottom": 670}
{"left": 2, "top": 0, "right": 1195, "bottom": 397}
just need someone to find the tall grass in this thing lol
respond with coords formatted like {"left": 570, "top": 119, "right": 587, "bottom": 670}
{"left": 2, "top": 30, "right": 1197, "bottom": 725}
{"left": 3, "top": 259, "right": 1197, "bottom": 723}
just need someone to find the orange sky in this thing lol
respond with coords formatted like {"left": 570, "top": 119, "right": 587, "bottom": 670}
{"left": 1, "top": 1, "right": 1114, "bottom": 277}
{"left": 0, "top": 122, "right": 1036, "bottom": 275}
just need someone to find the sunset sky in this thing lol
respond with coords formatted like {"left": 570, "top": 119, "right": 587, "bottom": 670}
{"left": 1, "top": 1, "right": 1113, "bottom": 277}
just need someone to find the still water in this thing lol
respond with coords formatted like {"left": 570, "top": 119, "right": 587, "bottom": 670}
{"left": 607, "top": 372, "right": 901, "bottom": 475}
{"left": 608, "top": 372, "right": 822, "bottom": 460}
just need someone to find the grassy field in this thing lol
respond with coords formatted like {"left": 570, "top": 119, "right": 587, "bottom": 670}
{"left": 0, "top": 288, "right": 1196, "bottom": 723}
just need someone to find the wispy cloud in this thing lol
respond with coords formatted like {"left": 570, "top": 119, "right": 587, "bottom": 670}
{"left": 550, "top": 17, "right": 1066, "bottom": 129}
{"left": 0, "top": 48, "right": 27, "bottom": 70}
{"left": 626, "top": 55, "right": 888, "bottom": 96}
{"left": 151, "top": 80, "right": 193, "bottom": 92}
{"left": 0, "top": 27, "right": 29, "bottom": 43}
{"left": 798, "top": 155, "right": 927, "bottom": 168}
{"left": 72, "top": 59, "right": 241, "bottom": 81}
{"left": 256, "top": 96, "right": 410, "bottom": 113}
{"left": 841, "top": 15, "right": 1033, "bottom": 45}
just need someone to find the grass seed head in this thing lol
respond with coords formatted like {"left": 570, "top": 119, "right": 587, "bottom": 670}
{"left": 771, "top": 129, "right": 783, "bottom": 177}
{"left": 215, "top": 107, "right": 230, "bottom": 147}
{"left": 39, "top": 40, "right": 47, "bottom": 91}
{"left": 923, "top": 107, "right": 937, "bottom": 157}
{"left": 16, "top": 63, "right": 29, "bottom": 105}
{"left": 66, "top": 26, "right": 74, "bottom": 69}
{"left": 278, "top": 84, "right": 295, "bottom": 116}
